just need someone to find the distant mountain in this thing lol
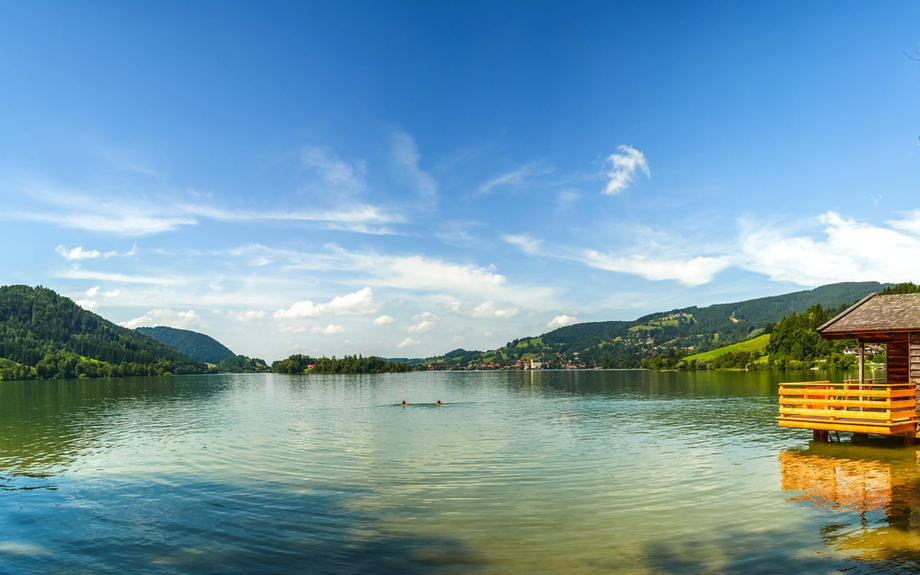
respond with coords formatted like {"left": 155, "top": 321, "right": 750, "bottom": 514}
{"left": 418, "top": 281, "right": 890, "bottom": 369}
{"left": 543, "top": 281, "right": 889, "bottom": 353}
{"left": 0, "top": 285, "right": 208, "bottom": 379}
{"left": 136, "top": 326, "right": 235, "bottom": 364}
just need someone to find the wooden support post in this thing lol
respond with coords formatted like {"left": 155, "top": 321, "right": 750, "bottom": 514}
{"left": 859, "top": 342, "right": 865, "bottom": 412}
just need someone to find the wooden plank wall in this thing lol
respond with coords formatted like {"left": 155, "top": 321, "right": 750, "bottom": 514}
{"left": 911, "top": 332, "right": 920, "bottom": 433}
{"left": 888, "top": 335, "right": 909, "bottom": 385}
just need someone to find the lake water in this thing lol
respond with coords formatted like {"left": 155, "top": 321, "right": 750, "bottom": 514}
{"left": 2, "top": 369, "right": 919, "bottom": 574}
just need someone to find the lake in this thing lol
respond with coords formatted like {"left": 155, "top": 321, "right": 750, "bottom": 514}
{"left": 1, "top": 369, "right": 918, "bottom": 574}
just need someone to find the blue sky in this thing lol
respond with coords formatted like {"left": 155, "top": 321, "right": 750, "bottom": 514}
{"left": 2, "top": 1, "right": 920, "bottom": 361}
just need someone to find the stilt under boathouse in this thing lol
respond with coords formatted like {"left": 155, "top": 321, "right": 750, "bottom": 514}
{"left": 777, "top": 292, "right": 920, "bottom": 446}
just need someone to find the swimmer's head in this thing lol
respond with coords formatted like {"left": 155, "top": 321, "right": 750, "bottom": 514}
{"left": 436, "top": 400, "right": 442, "bottom": 405}
{"left": 401, "top": 400, "right": 406, "bottom": 406}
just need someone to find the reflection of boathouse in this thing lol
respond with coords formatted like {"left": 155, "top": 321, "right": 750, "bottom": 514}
{"left": 778, "top": 293, "right": 920, "bottom": 444}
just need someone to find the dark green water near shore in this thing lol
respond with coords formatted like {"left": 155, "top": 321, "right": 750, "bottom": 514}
{"left": 1, "top": 369, "right": 917, "bottom": 574}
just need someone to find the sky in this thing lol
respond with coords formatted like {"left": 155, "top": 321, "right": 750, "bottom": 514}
{"left": 2, "top": 1, "right": 920, "bottom": 362}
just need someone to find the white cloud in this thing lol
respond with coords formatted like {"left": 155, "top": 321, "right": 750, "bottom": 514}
{"left": 579, "top": 250, "right": 731, "bottom": 286}
{"left": 398, "top": 337, "right": 419, "bottom": 348}
{"left": 104, "top": 289, "right": 120, "bottom": 297}
{"left": 301, "top": 147, "right": 367, "bottom": 195}
{"left": 448, "top": 300, "right": 518, "bottom": 319}
{"left": 501, "top": 234, "right": 543, "bottom": 255}
{"left": 392, "top": 131, "right": 437, "bottom": 203}
{"left": 547, "top": 314, "right": 577, "bottom": 329}
{"left": 274, "top": 287, "right": 380, "bottom": 319}
{"left": 9, "top": 186, "right": 401, "bottom": 237}
{"left": 323, "top": 324, "right": 345, "bottom": 334}
{"left": 120, "top": 309, "right": 205, "bottom": 330}
{"left": 739, "top": 211, "right": 920, "bottom": 286}
{"left": 373, "top": 315, "right": 396, "bottom": 325}
{"left": 75, "top": 299, "right": 98, "bottom": 311}
{"left": 476, "top": 164, "right": 545, "bottom": 195}
{"left": 555, "top": 189, "right": 582, "bottom": 209}
{"left": 407, "top": 320, "right": 435, "bottom": 333}
{"left": 85, "top": 286, "right": 100, "bottom": 296}
{"left": 412, "top": 312, "right": 438, "bottom": 321}
{"left": 603, "top": 145, "right": 649, "bottom": 195}
{"left": 237, "top": 310, "right": 267, "bottom": 321}
{"left": 56, "top": 245, "right": 100, "bottom": 260}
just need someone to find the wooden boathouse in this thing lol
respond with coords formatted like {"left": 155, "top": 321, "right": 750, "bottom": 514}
{"left": 777, "top": 293, "right": 920, "bottom": 445}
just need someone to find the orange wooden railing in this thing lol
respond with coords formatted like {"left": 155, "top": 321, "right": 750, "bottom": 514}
{"left": 778, "top": 379, "right": 916, "bottom": 435}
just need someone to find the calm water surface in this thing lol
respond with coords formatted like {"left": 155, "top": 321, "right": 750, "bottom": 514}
{"left": 1, "top": 369, "right": 918, "bottom": 574}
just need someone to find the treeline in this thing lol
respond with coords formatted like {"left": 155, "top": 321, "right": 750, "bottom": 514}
{"left": 273, "top": 354, "right": 411, "bottom": 374}
{"left": 136, "top": 326, "right": 234, "bottom": 364}
{"left": 642, "top": 303, "right": 862, "bottom": 371}
{"left": 0, "top": 286, "right": 209, "bottom": 381}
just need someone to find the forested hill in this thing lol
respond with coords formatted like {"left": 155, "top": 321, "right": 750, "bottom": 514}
{"left": 136, "top": 326, "right": 234, "bottom": 364}
{"left": 0, "top": 285, "right": 208, "bottom": 379}
{"left": 542, "top": 281, "right": 887, "bottom": 353}
{"left": 416, "top": 281, "right": 889, "bottom": 370}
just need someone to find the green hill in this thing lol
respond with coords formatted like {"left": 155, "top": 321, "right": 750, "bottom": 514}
{"left": 136, "top": 326, "right": 234, "bottom": 364}
{"left": 0, "top": 285, "right": 208, "bottom": 380}
{"left": 420, "top": 281, "right": 887, "bottom": 370}
{"left": 685, "top": 334, "right": 771, "bottom": 361}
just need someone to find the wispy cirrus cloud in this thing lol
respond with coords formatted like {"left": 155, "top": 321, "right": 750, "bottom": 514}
{"left": 392, "top": 131, "right": 437, "bottom": 204}
{"left": 603, "top": 145, "right": 649, "bottom": 195}
{"left": 476, "top": 163, "right": 548, "bottom": 195}
{"left": 301, "top": 147, "right": 367, "bottom": 196}
{"left": 5, "top": 185, "right": 402, "bottom": 237}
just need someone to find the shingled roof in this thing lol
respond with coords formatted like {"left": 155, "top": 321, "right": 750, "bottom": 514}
{"left": 818, "top": 292, "right": 920, "bottom": 338}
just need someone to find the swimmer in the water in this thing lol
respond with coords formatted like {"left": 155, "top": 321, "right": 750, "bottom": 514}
{"left": 436, "top": 400, "right": 441, "bottom": 406}
{"left": 401, "top": 400, "right": 406, "bottom": 406}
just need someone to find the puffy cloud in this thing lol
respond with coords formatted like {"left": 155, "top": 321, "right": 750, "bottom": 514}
{"left": 547, "top": 314, "right": 577, "bottom": 329}
{"left": 236, "top": 310, "right": 267, "bottom": 321}
{"left": 85, "top": 286, "right": 100, "bottom": 296}
{"left": 75, "top": 299, "right": 98, "bottom": 311}
{"left": 119, "top": 309, "right": 205, "bottom": 330}
{"left": 274, "top": 287, "right": 380, "bottom": 319}
{"left": 448, "top": 300, "right": 518, "bottom": 319}
{"left": 738, "top": 211, "right": 920, "bottom": 286}
{"left": 323, "top": 324, "right": 345, "bottom": 334}
{"left": 603, "top": 145, "right": 649, "bottom": 195}
{"left": 398, "top": 337, "right": 419, "bottom": 348}
{"left": 412, "top": 312, "right": 438, "bottom": 321}
{"left": 373, "top": 315, "right": 396, "bottom": 325}
{"left": 56, "top": 245, "right": 100, "bottom": 260}
{"left": 407, "top": 320, "right": 435, "bottom": 333}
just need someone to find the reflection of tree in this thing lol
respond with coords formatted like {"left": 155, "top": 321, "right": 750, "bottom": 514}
{"left": 780, "top": 449, "right": 920, "bottom": 569}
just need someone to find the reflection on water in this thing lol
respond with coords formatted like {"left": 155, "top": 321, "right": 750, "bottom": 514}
{"left": 5, "top": 370, "right": 920, "bottom": 574}
{"left": 781, "top": 446, "right": 920, "bottom": 571}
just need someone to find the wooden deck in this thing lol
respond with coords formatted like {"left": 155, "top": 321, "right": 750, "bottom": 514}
{"left": 778, "top": 379, "right": 916, "bottom": 436}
